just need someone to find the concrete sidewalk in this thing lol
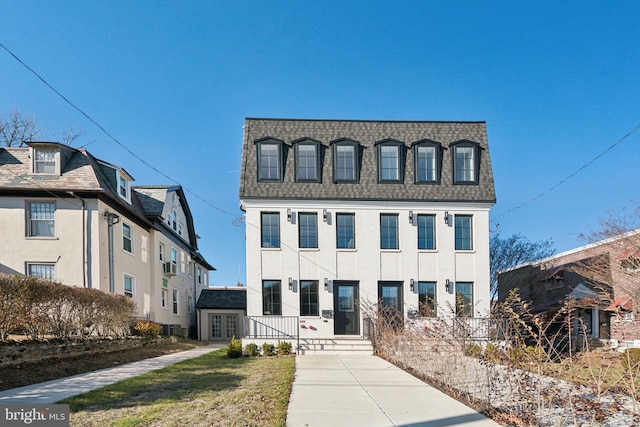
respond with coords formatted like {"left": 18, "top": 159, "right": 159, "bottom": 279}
{"left": 0, "top": 343, "right": 224, "bottom": 404}
{"left": 286, "top": 354, "right": 501, "bottom": 427}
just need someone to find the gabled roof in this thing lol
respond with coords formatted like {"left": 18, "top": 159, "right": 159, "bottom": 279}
{"left": 196, "top": 288, "right": 247, "bottom": 310}
{"left": 239, "top": 118, "right": 496, "bottom": 203}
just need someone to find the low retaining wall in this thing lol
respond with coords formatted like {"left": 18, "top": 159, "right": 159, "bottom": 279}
{"left": 0, "top": 337, "right": 158, "bottom": 367}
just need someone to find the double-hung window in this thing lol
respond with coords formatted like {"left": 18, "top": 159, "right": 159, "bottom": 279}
{"left": 122, "top": 223, "right": 133, "bottom": 253}
{"left": 27, "top": 264, "right": 55, "bottom": 280}
{"left": 172, "top": 289, "right": 179, "bottom": 314}
{"left": 27, "top": 201, "right": 55, "bottom": 237}
{"left": 34, "top": 149, "right": 56, "bottom": 174}
{"left": 261, "top": 212, "right": 280, "bottom": 248}
{"left": 197, "top": 267, "right": 202, "bottom": 284}
{"left": 454, "top": 215, "right": 473, "bottom": 250}
{"left": 263, "top": 280, "right": 281, "bottom": 315}
{"left": 171, "top": 248, "right": 178, "bottom": 273}
{"left": 336, "top": 213, "right": 355, "bottom": 249}
{"left": 256, "top": 138, "right": 284, "bottom": 181}
{"left": 419, "top": 281, "right": 436, "bottom": 317}
{"left": 455, "top": 282, "right": 473, "bottom": 317}
{"left": 299, "top": 213, "right": 318, "bottom": 249}
{"left": 376, "top": 140, "right": 404, "bottom": 183}
{"left": 417, "top": 214, "right": 436, "bottom": 250}
{"left": 124, "top": 274, "right": 135, "bottom": 298}
{"left": 380, "top": 214, "right": 399, "bottom": 250}
{"left": 331, "top": 139, "right": 359, "bottom": 183}
{"left": 161, "top": 288, "right": 168, "bottom": 308}
{"left": 294, "top": 139, "right": 321, "bottom": 182}
{"left": 452, "top": 141, "right": 480, "bottom": 184}
{"left": 159, "top": 243, "right": 164, "bottom": 262}
{"left": 413, "top": 140, "right": 441, "bottom": 183}
{"left": 300, "top": 280, "right": 319, "bottom": 316}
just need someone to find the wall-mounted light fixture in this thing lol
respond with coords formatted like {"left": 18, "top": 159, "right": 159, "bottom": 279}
{"left": 323, "top": 209, "right": 328, "bottom": 222}
{"left": 409, "top": 211, "right": 413, "bottom": 224}
{"left": 445, "top": 279, "right": 451, "bottom": 293}
{"left": 410, "top": 279, "right": 415, "bottom": 292}
{"left": 287, "top": 209, "right": 292, "bottom": 222}
{"left": 288, "top": 277, "right": 293, "bottom": 290}
{"left": 324, "top": 278, "right": 329, "bottom": 291}
{"left": 444, "top": 211, "right": 449, "bottom": 225}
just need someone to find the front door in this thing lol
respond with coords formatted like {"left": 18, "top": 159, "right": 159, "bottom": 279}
{"left": 334, "top": 282, "right": 360, "bottom": 335}
{"left": 379, "top": 282, "right": 404, "bottom": 329}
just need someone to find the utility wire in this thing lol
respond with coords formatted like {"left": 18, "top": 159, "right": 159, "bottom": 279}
{"left": 0, "top": 41, "right": 240, "bottom": 221}
{"left": 492, "top": 123, "right": 640, "bottom": 221}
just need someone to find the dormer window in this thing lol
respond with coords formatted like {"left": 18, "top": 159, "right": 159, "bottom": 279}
{"left": 116, "top": 170, "right": 131, "bottom": 202}
{"left": 451, "top": 141, "right": 480, "bottom": 184}
{"left": 256, "top": 138, "right": 284, "bottom": 182}
{"left": 172, "top": 210, "right": 178, "bottom": 231}
{"left": 412, "top": 140, "right": 442, "bottom": 184}
{"left": 34, "top": 149, "right": 56, "bottom": 174}
{"left": 376, "top": 139, "right": 404, "bottom": 183}
{"left": 331, "top": 138, "right": 360, "bottom": 183}
{"left": 293, "top": 138, "right": 321, "bottom": 182}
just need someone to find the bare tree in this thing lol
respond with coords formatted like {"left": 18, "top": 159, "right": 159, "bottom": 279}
{"left": 490, "top": 233, "right": 555, "bottom": 302}
{"left": 0, "top": 108, "right": 39, "bottom": 147}
{"left": 0, "top": 108, "right": 86, "bottom": 147}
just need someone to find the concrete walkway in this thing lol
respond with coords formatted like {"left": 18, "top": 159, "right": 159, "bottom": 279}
{"left": 0, "top": 343, "right": 224, "bottom": 404}
{"left": 287, "top": 354, "right": 501, "bottom": 427}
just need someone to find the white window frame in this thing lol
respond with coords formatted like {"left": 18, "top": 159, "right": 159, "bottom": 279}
{"left": 172, "top": 288, "right": 179, "bottom": 315}
{"left": 124, "top": 274, "right": 135, "bottom": 298}
{"left": 33, "top": 148, "right": 57, "bottom": 174}
{"left": 178, "top": 223, "right": 184, "bottom": 236}
{"left": 26, "top": 201, "right": 56, "bottom": 238}
{"left": 172, "top": 210, "right": 178, "bottom": 231}
{"left": 161, "top": 288, "right": 168, "bottom": 309}
{"left": 122, "top": 223, "right": 134, "bottom": 254}
{"left": 116, "top": 170, "right": 131, "bottom": 203}
{"left": 27, "top": 263, "right": 55, "bottom": 280}
{"left": 159, "top": 243, "right": 165, "bottom": 262}
{"left": 197, "top": 266, "right": 202, "bottom": 284}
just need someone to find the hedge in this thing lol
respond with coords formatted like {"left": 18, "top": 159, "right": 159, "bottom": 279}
{"left": 0, "top": 273, "right": 136, "bottom": 341}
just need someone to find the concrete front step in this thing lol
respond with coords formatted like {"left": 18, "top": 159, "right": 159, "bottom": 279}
{"left": 298, "top": 338, "right": 374, "bottom": 355}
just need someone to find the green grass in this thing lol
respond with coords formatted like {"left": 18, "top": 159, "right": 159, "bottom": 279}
{"left": 61, "top": 349, "right": 296, "bottom": 427}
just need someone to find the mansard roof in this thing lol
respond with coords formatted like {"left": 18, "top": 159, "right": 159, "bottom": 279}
{"left": 239, "top": 118, "right": 496, "bottom": 203}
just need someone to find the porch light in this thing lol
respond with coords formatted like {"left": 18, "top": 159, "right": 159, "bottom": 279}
{"left": 324, "top": 278, "right": 329, "bottom": 291}
{"left": 288, "top": 277, "right": 293, "bottom": 290}
{"left": 409, "top": 211, "right": 413, "bottom": 224}
{"left": 323, "top": 209, "right": 328, "bottom": 222}
{"left": 287, "top": 209, "right": 292, "bottom": 222}
{"left": 410, "top": 279, "right": 415, "bottom": 292}
{"left": 444, "top": 211, "right": 449, "bottom": 225}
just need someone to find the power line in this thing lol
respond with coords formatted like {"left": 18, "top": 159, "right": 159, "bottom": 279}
{"left": 492, "top": 123, "right": 640, "bottom": 221}
{"left": 0, "top": 41, "right": 241, "bottom": 222}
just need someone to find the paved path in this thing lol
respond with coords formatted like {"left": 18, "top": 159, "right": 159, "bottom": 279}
{"left": 286, "top": 354, "right": 501, "bottom": 427}
{"left": 0, "top": 343, "right": 224, "bottom": 404}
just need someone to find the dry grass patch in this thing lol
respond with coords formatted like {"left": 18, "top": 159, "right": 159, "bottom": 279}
{"left": 62, "top": 349, "right": 295, "bottom": 427}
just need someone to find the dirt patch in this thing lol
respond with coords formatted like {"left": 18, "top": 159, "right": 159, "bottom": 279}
{"left": 0, "top": 339, "right": 203, "bottom": 391}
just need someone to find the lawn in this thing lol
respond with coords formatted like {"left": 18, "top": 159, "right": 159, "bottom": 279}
{"left": 61, "top": 349, "right": 296, "bottom": 427}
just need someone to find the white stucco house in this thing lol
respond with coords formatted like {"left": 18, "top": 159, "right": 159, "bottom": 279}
{"left": 238, "top": 119, "right": 496, "bottom": 351}
{"left": 0, "top": 141, "right": 215, "bottom": 336}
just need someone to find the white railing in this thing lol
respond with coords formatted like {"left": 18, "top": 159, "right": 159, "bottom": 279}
{"left": 244, "top": 316, "right": 299, "bottom": 348}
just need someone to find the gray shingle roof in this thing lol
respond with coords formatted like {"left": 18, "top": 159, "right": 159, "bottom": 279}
{"left": 195, "top": 288, "right": 247, "bottom": 309}
{"left": 239, "top": 118, "right": 496, "bottom": 203}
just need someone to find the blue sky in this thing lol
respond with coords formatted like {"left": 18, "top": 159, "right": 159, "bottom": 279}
{"left": 1, "top": 1, "right": 639, "bottom": 286}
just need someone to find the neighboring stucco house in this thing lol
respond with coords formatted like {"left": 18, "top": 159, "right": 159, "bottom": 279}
{"left": 239, "top": 118, "right": 496, "bottom": 349}
{"left": 0, "top": 142, "right": 214, "bottom": 336}
{"left": 498, "top": 229, "right": 640, "bottom": 349}
{"left": 196, "top": 287, "right": 247, "bottom": 341}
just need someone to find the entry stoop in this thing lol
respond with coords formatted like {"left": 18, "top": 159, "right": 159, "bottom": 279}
{"left": 297, "top": 338, "right": 374, "bottom": 355}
